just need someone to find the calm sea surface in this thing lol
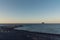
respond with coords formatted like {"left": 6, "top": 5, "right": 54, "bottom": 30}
{"left": 15, "top": 24, "right": 60, "bottom": 34}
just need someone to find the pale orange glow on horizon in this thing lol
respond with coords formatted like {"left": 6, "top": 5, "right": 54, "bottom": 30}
{"left": 0, "top": 18, "right": 60, "bottom": 23}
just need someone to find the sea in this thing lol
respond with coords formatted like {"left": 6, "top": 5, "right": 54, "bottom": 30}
{"left": 14, "top": 24, "right": 60, "bottom": 34}
{"left": 1, "top": 24, "right": 60, "bottom": 34}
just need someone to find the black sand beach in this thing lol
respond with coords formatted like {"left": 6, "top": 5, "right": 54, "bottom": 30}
{"left": 0, "top": 30, "right": 60, "bottom": 40}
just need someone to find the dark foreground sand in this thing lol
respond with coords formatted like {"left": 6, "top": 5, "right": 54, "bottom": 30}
{"left": 0, "top": 30, "right": 60, "bottom": 40}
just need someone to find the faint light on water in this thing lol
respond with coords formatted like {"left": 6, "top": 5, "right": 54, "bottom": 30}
{"left": 0, "top": 30, "right": 10, "bottom": 32}
{"left": 1, "top": 30, "right": 3, "bottom": 32}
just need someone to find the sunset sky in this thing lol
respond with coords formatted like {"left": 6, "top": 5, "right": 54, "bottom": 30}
{"left": 0, "top": 0, "right": 60, "bottom": 23}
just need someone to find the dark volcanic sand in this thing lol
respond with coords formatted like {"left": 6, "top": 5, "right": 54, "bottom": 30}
{"left": 0, "top": 30, "right": 60, "bottom": 40}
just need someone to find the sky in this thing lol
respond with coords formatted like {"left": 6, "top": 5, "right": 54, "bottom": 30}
{"left": 0, "top": 0, "right": 60, "bottom": 23}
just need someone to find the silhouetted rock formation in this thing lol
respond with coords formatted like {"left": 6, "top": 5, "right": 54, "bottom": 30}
{"left": 42, "top": 22, "right": 45, "bottom": 24}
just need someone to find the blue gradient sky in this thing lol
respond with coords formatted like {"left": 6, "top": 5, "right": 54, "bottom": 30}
{"left": 0, "top": 0, "right": 60, "bottom": 23}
